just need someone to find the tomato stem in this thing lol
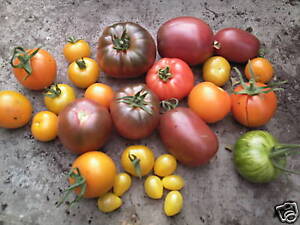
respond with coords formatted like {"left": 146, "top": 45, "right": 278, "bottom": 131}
{"left": 43, "top": 84, "right": 62, "bottom": 98}
{"left": 112, "top": 30, "right": 130, "bottom": 51}
{"left": 158, "top": 66, "right": 173, "bottom": 82}
{"left": 128, "top": 153, "right": 142, "bottom": 178}
{"left": 67, "top": 37, "right": 79, "bottom": 44}
{"left": 160, "top": 98, "right": 179, "bottom": 113}
{"left": 76, "top": 58, "right": 87, "bottom": 69}
{"left": 213, "top": 40, "right": 221, "bottom": 50}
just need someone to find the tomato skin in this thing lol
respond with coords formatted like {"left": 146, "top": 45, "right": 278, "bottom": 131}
{"left": 157, "top": 17, "right": 213, "bottom": 65}
{"left": 154, "top": 154, "right": 177, "bottom": 177}
{"left": 58, "top": 98, "right": 112, "bottom": 154}
{"left": 113, "top": 173, "right": 132, "bottom": 197}
{"left": 0, "top": 90, "right": 32, "bottom": 129}
{"left": 97, "top": 193, "right": 122, "bottom": 213}
{"left": 159, "top": 107, "right": 219, "bottom": 167}
{"left": 164, "top": 191, "right": 183, "bottom": 216}
{"left": 12, "top": 48, "right": 57, "bottom": 90}
{"left": 68, "top": 57, "right": 100, "bottom": 89}
{"left": 146, "top": 58, "right": 194, "bottom": 100}
{"left": 63, "top": 39, "right": 91, "bottom": 63}
{"left": 162, "top": 175, "right": 185, "bottom": 191}
{"left": 31, "top": 111, "right": 58, "bottom": 142}
{"left": 188, "top": 82, "right": 231, "bottom": 123}
{"left": 144, "top": 175, "right": 163, "bottom": 199}
{"left": 245, "top": 57, "right": 274, "bottom": 83}
{"left": 231, "top": 83, "right": 277, "bottom": 127}
{"left": 84, "top": 83, "right": 114, "bottom": 109}
{"left": 70, "top": 151, "right": 116, "bottom": 198}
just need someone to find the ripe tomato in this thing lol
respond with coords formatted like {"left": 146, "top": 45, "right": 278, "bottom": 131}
{"left": 202, "top": 56, "right": 231, "bottom": 86}
{"left": 154, "top": 154, "right": 177, "bottom": 177}
{"left": 164, "top": 191, "right": 183, "bottom": 216}
{"left": 144, "top": 175, "right": 163, "bottom": 199}
{"left": 113, "top": 173, "right": 132, "bottom": 197}
{"left": 63, "top": 37, "right": 91, "bottom": 63}
{"left": 67, "top": 57, "right": 100, "bottom": 88}
{"left": 146, "top": 58, "right": 194, "bottom": 100}
{"left": 84, "top": 83, "right": 114, "bottom": 109}
{"left": 188, "top": 82, "right": 231, "bottom": 123}
{"left": 162, "top": 175, "right": 185, "bottom": 191}
{"left": 97, "top": 193, "right": 122, "bottom": 213}
{"left": 31, "top": 111, "right": 58, "bottom": 142}
{"left": 44, "top": 84, "right": 76, "bottom": 114}
{"left": 0, "top": 90, "right": 32, "bottom": 129}
{"left": 121, "top": 145, "right": 155, "bottom": 178}
{"left": 11, "top": 47, "right": 57, "bottom": 90}
{"left": 245, "top": 57, "right": 274, "bottom": 83}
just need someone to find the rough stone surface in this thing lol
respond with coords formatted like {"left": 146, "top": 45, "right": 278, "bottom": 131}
{"left": 0, "top": 0, "right": 299, "bottom": 225}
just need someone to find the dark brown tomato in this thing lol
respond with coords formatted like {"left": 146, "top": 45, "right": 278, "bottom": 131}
{"left": 159, "top": 107, "right": 218, "bottom": 167}
{"left": 214, "top": 28, "right": 260, "bottom": 63}
{"left": 110, "top": 84, "right": 160, "bottom": 140}
{"left": 97, "top": 22, "right": 156, "bottom": 78}
{"left": 157, "top": 16, "right": 214, "bottom": 65}
{"left": 58, "top": 98, "right": 112, "bottom": 154}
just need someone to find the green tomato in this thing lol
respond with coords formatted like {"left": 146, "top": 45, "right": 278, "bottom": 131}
{"left": 164, "top": 191, "right": 183, "bottom": 216}
{"left": 144, "top": 175, "right": 163, "bottom": 199}
{"left": 97, "top": 192, "right": 122, "bottom": 213}
{"left": 113, "top": 172, "right": 132, "bottom": 197}
{"left": 162, "top": 175, "right": 185, "bottom": 191}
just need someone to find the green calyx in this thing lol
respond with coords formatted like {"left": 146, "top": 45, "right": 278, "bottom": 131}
{"left": 43, "top": 84, "right": 62, "bottom": 98}
{"left": 10, "top": 46, "right": 40, "bottom": 79}
{"left": 160, "top": 98, "right": 179, "bottom": 113}
{"left": 57, "top": 168, "right": 87, "bottom": 207}
{"left": 76, "top": 58, "right": 87, "bottom": 69}
{"left": 67, "top": 36, "right": 80, "bottom": 44}
{"left": 116, "top": 89, "right": 152, "bottom": 114}
{"left": 128, "top": 153, "right": 142, "bottom": 179}
{"left": 112, "top": 30, "right": 130, "bottom": 51}
{"left": 158, "top": 66, "right": 173, "bottom": 82}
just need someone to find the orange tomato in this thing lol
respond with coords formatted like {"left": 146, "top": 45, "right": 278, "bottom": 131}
{"left": 245, "top": 57, "right": 273, "bottom": 83}
{"left": 188, "top": 82, "right": 231, "bottom": 123}
{"left": 11, "top": 47, "right": 57, "bottom": 90}
{"left": 0, "top": 90, "right": 32, "bottom": 128}
{"left": 84, "top": 83, "right": 114, "bottom": 108}
{"left": 31, "top": 111, "right": 58, "bottom": 142}
{"left": 63, "top": 38, "right": 91, "bottom": 63}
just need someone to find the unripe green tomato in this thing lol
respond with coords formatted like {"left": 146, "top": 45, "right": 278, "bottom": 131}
{"left": 164, "top": 191, "right": 183, "bottom": 216}
{"left": 154, "top": 154, "right": 177, "bottom": 177}
{"left": 144, "top": 175, "right": 163, "bottom": 199}
{"left": 113, "top": 172, "right": 132, "bottom": 196}
{"left": 162, "top": 175, "right": 185, "bottom": 191}
{"left": 97, "top": 192, "right": 122, "bottom": 213}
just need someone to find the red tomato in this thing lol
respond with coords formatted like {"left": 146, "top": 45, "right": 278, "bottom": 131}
{"left": 146, "top": 58, "right": 194, "bottom": 100}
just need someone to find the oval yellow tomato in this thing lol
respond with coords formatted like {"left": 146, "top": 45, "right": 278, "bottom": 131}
{"left": 164, "top": 191, "right": 183, "bottom": 216}
{"left": 144, "top": 175, "right": 163, "bottom": 199}
{"left": 97, "top": 192, "right": 122, "bottom": 213}
{"left": 63, "top": 37, "right": 91, "bottom": 63}
{"left": 162, "top": 175, "right": 185, "bottom": 191}
{"left": 154, "top": 154, "right": 177, "bottom": 177}
{"left": 113, "top": 173, "right": 132, "bottom": 197}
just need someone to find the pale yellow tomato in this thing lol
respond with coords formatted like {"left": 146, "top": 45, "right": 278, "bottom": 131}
{"left": 164, "top": 191, "right": 183, "bottom": 216}
{"left": 97, "top": 192, "right": 122, "bottom": 213}
{"left": 113, "top": 173, "right": 132, "bottom": 197}
{"left": 162, "top": 175, "right": 185, "bottom": 191}
{"left": 144, "top": 175, "right": 163, "bottom": 199}
{"left": 154, "top": 154, "right": 177, "bottom": 177}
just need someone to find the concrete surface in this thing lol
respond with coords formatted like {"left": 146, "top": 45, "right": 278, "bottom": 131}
{"left": 0, "top": 0, "right": 299, "bottom": 225}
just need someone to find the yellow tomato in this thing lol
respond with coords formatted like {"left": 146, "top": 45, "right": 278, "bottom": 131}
{"left": 144, "top": 175, "right": 163, "bottom": 199}
{"left": 121, "top": 145, "right": 155, "bottom": 178}
{"left": 245, "top": 57, "right": 274, "bottom": 83}
{"left": 113, "top": 173, "right": 132, "bottom": 197}
{"left": 203, "top": 56, "right": 231, "bottom": 86}
{"left": 164, "top": 191, "right": 183, "bottom": 216}
{"left": 44, "top": 84, "right": 76, "bottom": 114}
{"left": 154, "top": 154, "right": 177, "bottom": 177}
{"left": 162, "top": 175, "right": 185, "bottom": 191}
{"left": 84, "top": 83, "right": 114, "bottom": 109}
{"left": 31, "top": 111, "right": 58, "bottom": 142}
{"left": 67, "top": 57, "right": 100, "bottom": 89}
{"left": 97, "top": 192, "right": 122, "bottom": 213}
{"left": 63, "top": 37, "right": 91, "bottom": 63}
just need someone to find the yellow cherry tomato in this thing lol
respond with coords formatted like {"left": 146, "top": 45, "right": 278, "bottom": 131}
{"left": 121, "top": 145, "right": 155, "bottom": 178}
{"left": 144, "top": 175, "right": 163, "bottom": 199}
{"left": 31, "top": 111, "right": 58, "bottom": 142}
{"left": 63, "top": 37, "right": 91, "bottom": 63}
{"left": 84, "top": 83, "right": 114, "bottom": 109}
{"left": 44, "top": 84, "right": 76, "bottom": 114}
{"left": 164, "top": 191, "right": 183, "bottom": 216}
{"left": 154, "top": 154, "right": 177, "bottom": 177}
{"left": 203, "top": 56, "right": 231, "bottom": 86}
{"left": 162, "top": 175, "right": 185, "bottom": 191}
{"left": 67, "top": 57, "right": 100, "bottom": 89}
{"left": 97, "top": 192, "right": 122, "bottom": 213}
{"left": 113, "top": 173, "right": 132, "bottom": 197}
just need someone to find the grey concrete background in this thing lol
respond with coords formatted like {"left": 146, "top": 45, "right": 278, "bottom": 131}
{"left": 0, "top": 0, "right": 299, "bottom": 225}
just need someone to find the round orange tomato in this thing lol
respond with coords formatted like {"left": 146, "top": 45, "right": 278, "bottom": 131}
{"left": 245, "top": 57, "right": 273, "bottom": 83}
{"left": 84, "top": 83, "right": 114, "bottom": 108}
{"left": 0, "top": 90, "right": 32, "bottom": 128}
{"left": 188, "top": 82, "right": 231, "bottom": 123}
{"left": 11, "top": 47, "right": 57, "bottom": 90}
{"left": 31, "top": 111, "right": 58, "bottom": 142}
{"left": 63, "top": 37, "right": 91, "bottom": 63}
{"left": 67, "top": 57, "right": 100, "bottom": 88}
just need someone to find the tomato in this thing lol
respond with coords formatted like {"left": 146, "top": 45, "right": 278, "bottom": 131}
{"left": 164, "top": 191, "right": 183, "bottom": 216}
{"left": 63, "top": 37, "right": 91, "bottom": 63}
{"left": 121, "top": 145, "right": 155, "bottom": 177}
{"left": 214, "top": 28, "right": 260, "bottom": 63}
{"left": 58, "top": 98, "right": 112, "bottom": 154}
{"left": 188, "top": 82, "right": 231, "bottom": 123}
{"left": 202, "top": 56, "right": 231, "bottom": 86}
{"left": 245, "top": 57, "right": 274, "bottom": 83}
{"left": 159, "top": 107, "right": 219, "bottom": 167}
{"left": 0, "top": 90, "right": 32, "bottom": 129}
{"left": 31, "top": 111, "right": 58, "bottom": 142}
{"left": 84, "top": 83, "right": 114, "bottom": 109}
{"left": 110, "top": 84, "right": 160, "bottom": 140}
{"left": 144, "top": 175, "right": 163, "bottom": 199}
{"left": 113, "top": 173, "right": 132, "bottom": 197}
{"left": 157, "top": 17, "right": 213, "bottom": 65}
{"left": 97, "top": 22, "right": 156, "bottom": 78}
{"left": 67, "top": 57, "right": 100, "bottom": 89}
{"left": 11, "top": 47, "right": 57, "bottom": 90}
{"left": 145, "top": 58, "right": 194, "bottom": 100}
{"left": 162, "top": 175, "right": 185, "bottom": 191}
{"left": 44, "top": 84, "right": 76, "bottom": 114}
{"left": 154, "top": 154, "right": 177, "bottom": 177}
{"left": 98, "top": 193, "right": 122, "bottom": 213}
